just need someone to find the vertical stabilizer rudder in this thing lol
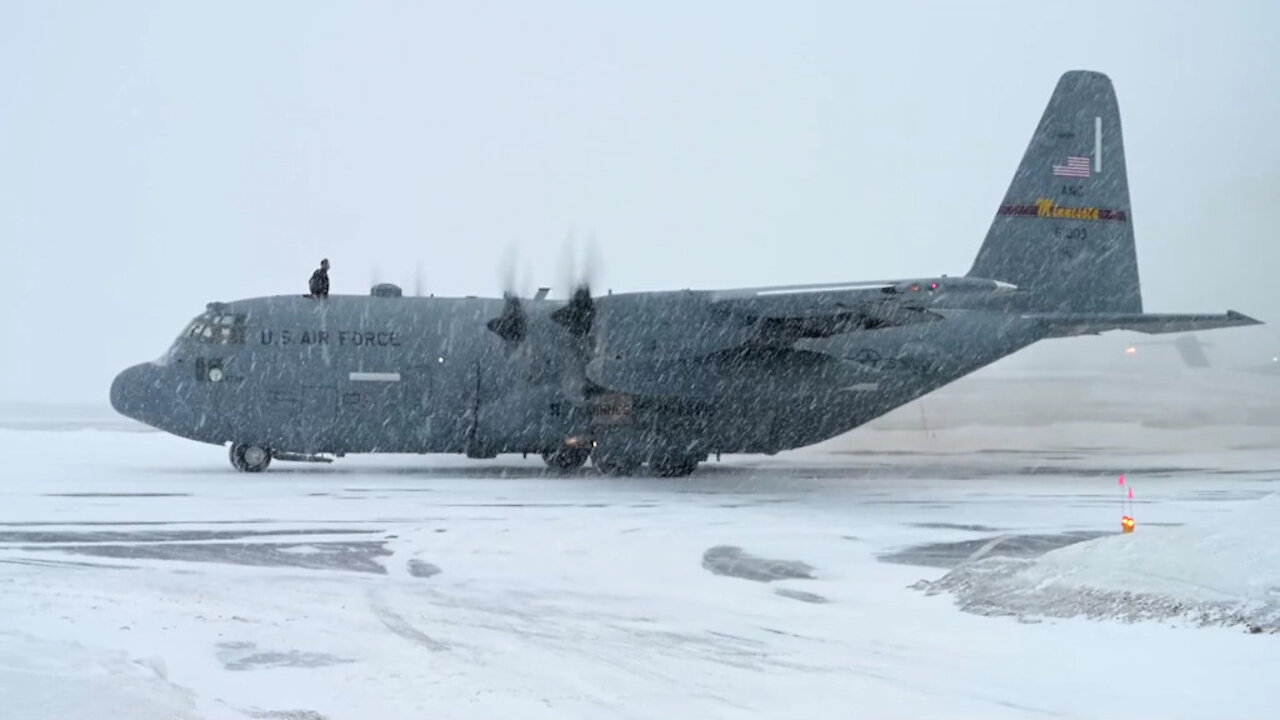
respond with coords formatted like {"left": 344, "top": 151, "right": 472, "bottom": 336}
{"left": 968, "top": 70, "right": 1141, "bottom": 314}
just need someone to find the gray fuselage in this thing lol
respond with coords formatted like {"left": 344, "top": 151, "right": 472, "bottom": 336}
{"left": 109, "top": 284, "right": 1046, "bottom": 461}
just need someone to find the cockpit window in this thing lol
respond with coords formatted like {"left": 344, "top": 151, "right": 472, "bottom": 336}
{"left": 180, "top": 313, "right": 246, "bottom": 345}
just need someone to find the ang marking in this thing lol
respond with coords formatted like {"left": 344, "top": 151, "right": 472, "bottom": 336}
{"left": 997, "top": 197, "right": 1128, "bottom": 222}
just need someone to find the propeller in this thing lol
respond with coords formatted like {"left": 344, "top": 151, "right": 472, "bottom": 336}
{"left": 552, "top": 284, "right": 595, "bottom": 337}
{"left": 484, "top": 231, "right": 604, "bottom": 344}
{"left": 486, "top": 245, "right": 529, "bottom": 343}
{"left": 551, "top": 229, "right": 601, "bottom": 337}
{"left": 486, "top": 293, "right": 527, "bottom": 342}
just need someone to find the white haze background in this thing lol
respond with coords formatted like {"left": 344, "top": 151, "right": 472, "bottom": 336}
{"left": 2, "top": 0, "right": 1277, "bottom": 403}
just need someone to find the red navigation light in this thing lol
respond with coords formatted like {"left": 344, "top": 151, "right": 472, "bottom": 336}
{"left": 929, "top": 282, "right": 938, "bottom": 291}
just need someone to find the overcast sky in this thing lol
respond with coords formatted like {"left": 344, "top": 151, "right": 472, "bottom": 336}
{"left": 2, "top": 1, "right": 1277, "bottom": 403}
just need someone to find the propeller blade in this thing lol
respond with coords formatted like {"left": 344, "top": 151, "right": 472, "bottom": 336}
{"left": 500, "top": 245, "right": 520, "bottom": 297}
{"left": 486, "top": 293, "right": 527, "bottom": 343}
{"left": 486, "top": 245, "right": 528, "bottom": 343}
{"left": 557, "top": 227, "right": 578, "bottom": 300}
{"left": 583, "top": 229, "right": 603, "bottom": 290}
{"left": 548, "top": 226, "right": 602, "bottom": 337}
{"left": 552, "top": 284, "right": 595, "bottom": 337}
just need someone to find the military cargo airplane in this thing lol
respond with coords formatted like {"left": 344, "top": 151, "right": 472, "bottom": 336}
{"left": 110, "top": 70, "right": 1260, "bottom": 475}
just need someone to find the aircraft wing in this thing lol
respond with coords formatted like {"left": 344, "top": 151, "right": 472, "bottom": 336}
{"left": 707, "top": 281, "right": 943, "bottom": 341}
{"left": 1029, "top": 310, "right": 1262, "bottom": 336}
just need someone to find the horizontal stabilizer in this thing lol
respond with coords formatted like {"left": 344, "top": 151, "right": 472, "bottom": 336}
{"left": 1029, "top": 310, "right": 1262, "bottom": 337}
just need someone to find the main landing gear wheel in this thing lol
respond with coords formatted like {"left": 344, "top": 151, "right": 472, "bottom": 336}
{"left": 592, "top": 453, "right": 641, "bottom": 476}
{"left": 541, "top": 447, "right": 591, "bottom": 471}
{"left": 230, "top": 443, "right": 272, "bottom": 472}
{"left": 649, "top": 454, "right": 700, "bottom": 478}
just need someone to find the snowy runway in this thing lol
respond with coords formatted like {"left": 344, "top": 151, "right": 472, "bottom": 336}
{"left": 1, "top": 417, "right": 1278, "bottom": 719}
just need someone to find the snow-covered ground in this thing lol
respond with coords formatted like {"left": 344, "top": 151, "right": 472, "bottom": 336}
{"left": 1, "top": 397, "right": 1278, "bottom": 719}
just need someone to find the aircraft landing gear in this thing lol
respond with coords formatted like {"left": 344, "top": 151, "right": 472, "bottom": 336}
{"left": 592, "top": 452, "right": 641, "bottom": 476}
{"left": 230, "top": 442, "right": 272, "bottom": 472}
{"left": 649, "top": 453, "right": 700, "bottom": 478}
{"left": 541, "top": 446, "right": 591, "bottom": 471}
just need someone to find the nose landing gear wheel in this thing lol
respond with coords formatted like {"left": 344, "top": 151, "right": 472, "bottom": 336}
{"left": 230, "top": 443, "right": 272, "bottom": 472}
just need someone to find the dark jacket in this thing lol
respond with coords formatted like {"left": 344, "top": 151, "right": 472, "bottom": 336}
{"left": 309, "top": 268, "right": 329, "bottom": 297}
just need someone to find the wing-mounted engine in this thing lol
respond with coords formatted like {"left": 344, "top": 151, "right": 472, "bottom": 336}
{"left": 481, "top": 277, "right": 982, "bottom": 403}
{"left": 481, "top": 279, "right": 619, "bottom": 423}
{"left": 582, "top": 290, "right": 892, "bottom": 399}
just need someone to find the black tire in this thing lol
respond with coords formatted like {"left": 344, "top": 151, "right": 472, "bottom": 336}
{"left": 541, "top": 447, "right": 591, "bottom": 471}
{"left": 592, "top": 453, "right": 641, "bottom": 476}
{"left": 650, "top": 455, "right": 699, "bottom": 477}
{"left": 229, "top": 443, "right": 272, "bottom": 472}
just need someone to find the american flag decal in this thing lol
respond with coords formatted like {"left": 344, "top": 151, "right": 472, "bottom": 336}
{"left": 1053, "top": 156, "right": 1090, "bottom": 178}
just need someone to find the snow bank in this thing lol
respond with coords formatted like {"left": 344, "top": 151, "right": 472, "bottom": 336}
{"left": 915, "top": 494, "right": 1280, "bottom": 631}
{"left": 0, "top": 632, "right": 204, "bottom": 719}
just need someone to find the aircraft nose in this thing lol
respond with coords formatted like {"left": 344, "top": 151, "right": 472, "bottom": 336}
{"left": 110, "top": 363, "right": 157, "bottom": 422}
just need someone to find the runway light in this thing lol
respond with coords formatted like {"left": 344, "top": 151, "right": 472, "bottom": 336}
{"left": 1125, "top": 346, "right": 1137, "bottom": 356}
{"left": 1119, "top": 474, "right": 1135, "bottom": 533}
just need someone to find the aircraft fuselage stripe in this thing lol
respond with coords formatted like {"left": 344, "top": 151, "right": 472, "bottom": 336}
{"left": 349, "top": 372, "right": 401, "bottom": 382}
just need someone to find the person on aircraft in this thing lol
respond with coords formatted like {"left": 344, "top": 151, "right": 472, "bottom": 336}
{"left": 309, "top": 258, "right": 330, "bottom": 298}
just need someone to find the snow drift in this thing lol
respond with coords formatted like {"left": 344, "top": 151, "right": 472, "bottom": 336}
{"left": 0, "top": 632, "right": 202, "bottom": 720}
{"left": 915, "top": 494, "right": 1280, "bottom": 631}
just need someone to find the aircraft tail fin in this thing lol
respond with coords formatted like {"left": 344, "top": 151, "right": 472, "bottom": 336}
{"left": 968, "top": 71, "right": 1141, "bottom": 313}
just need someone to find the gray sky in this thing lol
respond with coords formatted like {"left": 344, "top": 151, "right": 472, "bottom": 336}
{"left": 2, "top": 1, "right": 1278, "bottom": 403}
